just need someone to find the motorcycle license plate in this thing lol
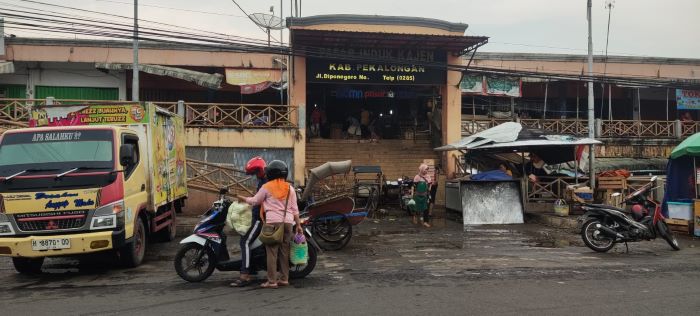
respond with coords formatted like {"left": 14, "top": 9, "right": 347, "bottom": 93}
{"left": 32, "top": 238, "right": 71, "bottom": 251}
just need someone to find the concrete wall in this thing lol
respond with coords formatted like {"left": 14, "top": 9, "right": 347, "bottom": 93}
{"left": 0, "top": 61, "right": 126, "bottom": 99}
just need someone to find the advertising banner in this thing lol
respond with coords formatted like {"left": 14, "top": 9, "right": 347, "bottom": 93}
{"left": 677, "top": 89, "right": 700, "bottom": 110}
{"left": 460, "top": 75, "right": 521, "bottom": 97}
{"left": 459, "top": 74, "right": 484, "bottom": 94}
{"left": 29, "top": 104, "right": 149, "bottom": 127}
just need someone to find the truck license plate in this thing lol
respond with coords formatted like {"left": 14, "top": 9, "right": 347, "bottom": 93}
{"left": 31, "top": 238, "right": 71, "bottom": 251}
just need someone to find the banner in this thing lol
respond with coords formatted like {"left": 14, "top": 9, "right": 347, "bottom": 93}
{"left": 225, "top": 68, "right": 281, "bottom": 85}
{"left": 240, "top": 81, "right": 273, "bottom": 94}
{"left": 460, "top": 75, "right": 522, "bottom": 97}
{"left": 459, "top": 74, "right": 484, "bottom": 94}
{"left": 29, "top": 104, "right": 148, "bottom": 127}
{"left": 677, "top": 89, "right": 700, "bottom": 110}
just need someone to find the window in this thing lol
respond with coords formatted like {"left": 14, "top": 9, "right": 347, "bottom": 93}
{"left": 122, "top": 134, "right": 140, "bottom": 179}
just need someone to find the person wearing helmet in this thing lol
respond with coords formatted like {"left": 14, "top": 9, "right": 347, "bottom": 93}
{"left": 237, "top": 160, "right": 302, "bottom": 289}
{"left": 230, "top": 156, "right": 267, "bottom": 287}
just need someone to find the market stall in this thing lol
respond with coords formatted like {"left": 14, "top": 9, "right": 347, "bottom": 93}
{"left": 436, "top": 122, "right": 600, "bottom": 226}
{"left": 663, "top": 133, "right": 700, "bottom": 236}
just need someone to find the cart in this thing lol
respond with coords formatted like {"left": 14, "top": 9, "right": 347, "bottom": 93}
{"left": 299, "top": 161, "right": 376, "bottom": 250}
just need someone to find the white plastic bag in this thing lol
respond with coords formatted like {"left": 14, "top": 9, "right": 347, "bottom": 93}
{"left": 226, "top": 201, "right": 252, "bottom": 235}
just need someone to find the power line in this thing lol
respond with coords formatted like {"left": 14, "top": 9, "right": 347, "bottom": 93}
{"left": 93, "top": 0, "right": 249, "bottom": 18}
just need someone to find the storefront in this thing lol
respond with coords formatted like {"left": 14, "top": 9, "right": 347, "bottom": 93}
{"left": 287, "top": 15, "right": 488, "bottom": 178}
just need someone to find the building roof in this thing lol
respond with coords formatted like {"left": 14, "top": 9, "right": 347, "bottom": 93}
{"left": 287, "top": 14, "right": 469, "bottom": 33}
{"left": 291, "top": 29, "right": 488, "bottom": 54}
{"left": 473, "top": 52, "right": 700, "bottom": 66}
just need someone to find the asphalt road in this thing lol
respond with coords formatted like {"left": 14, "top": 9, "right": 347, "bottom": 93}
{"left": 1, "top": 213, "right": 699, "bottom": 315}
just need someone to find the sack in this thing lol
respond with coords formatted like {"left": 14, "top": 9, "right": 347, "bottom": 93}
{"left": 259, "top": 223, "right": 284, "bottom": 245}
{"left": 226, "top": 201, "right": 252, "bottom": 235}
{"left": 290, "top": 235, "right": 309, "bottom": 265}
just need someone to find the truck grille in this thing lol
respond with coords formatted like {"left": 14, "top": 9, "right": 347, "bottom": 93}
{"left": 14, "top": 210, "right": 87, "bottom": 232}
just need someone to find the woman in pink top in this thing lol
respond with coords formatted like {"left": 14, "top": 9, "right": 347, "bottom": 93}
{"left": 237, "top": 160, "right": 301, "bottom": 289}
{"left": 412, "top": 163, "right": 433, "bottom": 227}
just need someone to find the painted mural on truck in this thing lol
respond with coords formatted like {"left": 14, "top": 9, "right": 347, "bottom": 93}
{"left": 150, "top": 106, "right": 187, "bottom": 207}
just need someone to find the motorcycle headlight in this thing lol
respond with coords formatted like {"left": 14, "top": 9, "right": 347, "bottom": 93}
{"left": 90, "top": 201, "right": 125, "bottom": 230}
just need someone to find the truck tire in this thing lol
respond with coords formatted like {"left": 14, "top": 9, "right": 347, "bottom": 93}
{"left": 12, "top": 257, "right": 44, "bottom": 274}
{"left": 120, "top": 216, "right": 146, "bottom": 267}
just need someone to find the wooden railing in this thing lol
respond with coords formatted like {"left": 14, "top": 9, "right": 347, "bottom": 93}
{"left": 0, "top": 99, "right": 297, "bottom": 129}
{"left": 186, "top": 159, "right": 255, "bottom": 196}
{"left": 526, "top": 176, "right": 590, "bottom": 203}
{"left": 462, "top": 118, "right": 697, "bottom": 139}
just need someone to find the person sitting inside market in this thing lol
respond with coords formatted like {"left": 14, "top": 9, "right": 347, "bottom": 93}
{"left": 524, "top": 153, "right": 548, "bottom": 182}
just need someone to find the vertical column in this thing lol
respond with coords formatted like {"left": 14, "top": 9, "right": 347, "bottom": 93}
{"left": 441, "top": 54, "right": 462, "bottom": 179}
{"left": 291, "top": 55, "right": 307, "bottom": 185}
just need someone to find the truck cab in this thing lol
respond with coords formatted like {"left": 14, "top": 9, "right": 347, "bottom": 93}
{"left": 0, "top": 103, "right": 186, "bottom": 273}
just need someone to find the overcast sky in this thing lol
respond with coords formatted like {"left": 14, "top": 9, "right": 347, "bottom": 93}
{"left": 5, "top": 0, "right": 700, "bottom": 58}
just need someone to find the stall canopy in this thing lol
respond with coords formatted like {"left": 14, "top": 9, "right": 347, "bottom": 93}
{"left": 435, "top": 122, "right": 601, "bottom": 164}
{"left": 663, "top": 133, "right": 700, "bottom": 213}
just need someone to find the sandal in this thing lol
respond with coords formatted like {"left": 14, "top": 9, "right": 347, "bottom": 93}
{"left": 277, "top": 281, "right": 290, "bottom": 286}
{"left": 260, "top": 281, "right": 278, "bottom": 289}
{"left": 230, "top": 278, "right": 254, "bottom": 287}
{"left": 423, "top": 222, "right": 431, "bottom": 228}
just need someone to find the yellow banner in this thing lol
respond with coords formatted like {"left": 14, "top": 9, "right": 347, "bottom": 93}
{"left": 225, "top": 68, "right": 281, "bottom": 85}
{"left": 2, "top": 189, "right": 100, "bottom": 214}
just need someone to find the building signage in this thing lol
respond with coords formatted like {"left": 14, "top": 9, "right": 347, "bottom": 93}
{"left": 460, "top": 75, "right": 522, "bottom": 97}
{"left": 306, "top": 49, "right": 446, "bottom": 85}
{"left": 333, "top": 87, "right": 417, "bottom": 100}
{"left": 677, "top": 89, "right": 700, "bottom": 110}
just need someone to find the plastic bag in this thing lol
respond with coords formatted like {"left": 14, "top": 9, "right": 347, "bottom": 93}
{"left": 226, "top": 201, "right": 252, "bottom": 235}
{"left": 290, "top": 233, "right": 308, "bottom": 265}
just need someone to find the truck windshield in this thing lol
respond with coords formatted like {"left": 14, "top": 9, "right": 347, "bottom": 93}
{"left": 0, "top": 130, "right": 114, "bottom": 176}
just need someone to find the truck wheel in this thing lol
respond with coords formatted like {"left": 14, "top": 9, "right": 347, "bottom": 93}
{"left": 12, "top": 257, "right": 44, "bottom": 274}
{"left": 120, "top": 216, "right": 146, "bottom": 267}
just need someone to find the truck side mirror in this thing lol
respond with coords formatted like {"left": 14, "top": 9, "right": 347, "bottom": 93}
{"left": 120, "top": 144, "right": 135, "bottom": 166}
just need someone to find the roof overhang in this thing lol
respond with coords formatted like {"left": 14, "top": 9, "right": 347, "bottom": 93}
{"left": 291, "top": 29, "right": 488, "bottom": 55}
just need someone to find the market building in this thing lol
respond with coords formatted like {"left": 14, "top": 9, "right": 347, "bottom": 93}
{"left": 2, "top": 15, "right": 700, "bottom": 212}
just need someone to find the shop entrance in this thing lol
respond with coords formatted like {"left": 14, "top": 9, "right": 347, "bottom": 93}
{"left": 307, "top": 83, "right": 440, "bottom": 140}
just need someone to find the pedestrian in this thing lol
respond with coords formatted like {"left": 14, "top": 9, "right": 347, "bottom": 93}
{"left": 524, "top": 153, "right": 547, "bottom": 183}
{"left": 411, "top": 163, "right": 432, "bottom": 227}
{"left": 230, "top": 156, "right": 267, "bottom": 287}
{"left": 310, "top": 105, "right": 321, "bottom": 137}
{"left": 236, "top": 160, "right": 302, "bottom": 289}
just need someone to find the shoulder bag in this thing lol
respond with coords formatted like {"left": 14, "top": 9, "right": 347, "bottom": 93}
{"left": 258, "top": 186, "right": 290, "bottom": 246}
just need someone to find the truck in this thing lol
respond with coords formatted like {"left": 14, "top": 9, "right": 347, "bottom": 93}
{"left": 0, "top": 102, "right": 187, "bottom": 273}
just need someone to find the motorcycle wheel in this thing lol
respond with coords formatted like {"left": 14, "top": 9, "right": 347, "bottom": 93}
{"left": 656, "top": 220, "right": 681, "bottom": 251}
{"left": 174, "top": 242, "right": 217, "bottom": 282}
{"left": 289, "top": 243, "right": 317, "bottom": 279}
{"left": 312, "top": 211, "right": 352, "bottom": 251}
{"left": 581, "top": 219, "right": 615, "bottom": 253}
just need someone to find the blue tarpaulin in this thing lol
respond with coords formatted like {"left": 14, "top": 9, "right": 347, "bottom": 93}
{"left": 471, "top": 170, "right": 513, "bottom": 181}
{"left": 662, "top": 155, "right": 695, "bottom": 217}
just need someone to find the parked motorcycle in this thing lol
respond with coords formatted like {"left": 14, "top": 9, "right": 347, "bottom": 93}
{"left": 397, "top": 176, "right": 414, "bottom": 213}
{"left": 174, "top": 189, "right": 321, "bottom": 282}
{"left": 579, "top": 176, "right": 681, "bottom": 253}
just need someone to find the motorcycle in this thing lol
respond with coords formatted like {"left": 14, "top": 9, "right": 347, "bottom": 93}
{"left": 579, "top": 176, "right": 681, "bottom": 253}
{"left": 174, "top": 189, "right": 321, "bottom": 282}
{"left": 397, "top": 176, "right": 414, "bottom": 213}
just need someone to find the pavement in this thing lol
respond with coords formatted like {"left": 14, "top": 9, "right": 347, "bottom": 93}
{"left": 1, "top": 207, "right": 700, "bottom": 315}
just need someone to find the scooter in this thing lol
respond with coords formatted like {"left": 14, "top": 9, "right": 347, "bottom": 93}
{"left": 579, "top": 176, "right": 681, "bottom": 253}
{"left": 174, "top": 189, "right": 321, "bottom": 282}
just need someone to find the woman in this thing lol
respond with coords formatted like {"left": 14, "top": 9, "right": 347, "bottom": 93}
{"left": 412, "top": 163, "right": 432, "bottom": 228}
{"left": 237, "top": 160, "right": 302, "bottom": 289}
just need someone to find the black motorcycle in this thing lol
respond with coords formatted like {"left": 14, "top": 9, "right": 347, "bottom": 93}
{"left": 579, "top": 176, "right": 680, "bottom": 253}
{"left": 174, "top": 189, "right": 321, "bottom": 282}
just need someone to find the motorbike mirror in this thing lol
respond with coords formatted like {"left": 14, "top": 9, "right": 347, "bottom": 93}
{"left": 611, "top": 192, "right": 621, "bottom": 197}
{"left": 650, "top": 176, "right": 658, "bottom": 182}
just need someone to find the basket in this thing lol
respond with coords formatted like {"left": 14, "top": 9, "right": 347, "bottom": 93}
{"left": 553, "top": 199, "right": 569, "bottom": 216}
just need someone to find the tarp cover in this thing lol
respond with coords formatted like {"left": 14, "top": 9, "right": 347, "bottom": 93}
{"left": 436, "top": 122, "right": 601, "bottom": 164}
{"left": 301, "top": 160, "right": 352, "bottom": 200}
{"left": 96, "top": 63, "right": 223, "bottom": 89}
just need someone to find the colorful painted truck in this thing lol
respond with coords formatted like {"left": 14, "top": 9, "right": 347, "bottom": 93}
{"left": 0, "top": 103, "right": 187, "bottom": 273}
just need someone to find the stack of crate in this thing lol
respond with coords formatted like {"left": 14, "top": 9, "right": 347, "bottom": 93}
{"left": 596, "top": 176, "right": 627, "bottom": 206}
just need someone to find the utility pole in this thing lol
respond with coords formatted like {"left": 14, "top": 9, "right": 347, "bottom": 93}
{"left": 587, "top": 0, "right": 596, "bottom": 188}
{"left": 132, "top": 0, "right": 139, "bottom": 101}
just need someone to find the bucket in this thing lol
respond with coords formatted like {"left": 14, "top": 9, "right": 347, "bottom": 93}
{"left": 554, "top": 199, "right": 569, "bottom": 216}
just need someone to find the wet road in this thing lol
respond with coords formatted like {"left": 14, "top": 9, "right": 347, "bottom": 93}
{"left": 1, "top": 211, "right": 700, "bottom": 315}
